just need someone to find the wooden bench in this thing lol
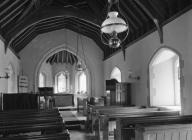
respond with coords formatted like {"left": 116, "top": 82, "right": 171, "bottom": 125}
{"left": 0, "top": 109, "right": 70, "bottom": 139}
{"left": 0, "top": 131, "right": 70, "bottom": 140}
{"left": 118, "top": 114, "right": 192, "bottom": 140}
{"left": 87, "top": 105, "right": 142, "bottom": 132}
{"left": 94, "top": 108, "right": 179, "bottom": 140}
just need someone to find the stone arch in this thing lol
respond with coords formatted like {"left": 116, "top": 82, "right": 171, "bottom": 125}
{"left": 34, "top": 44, "right": 92, "bottom": 95}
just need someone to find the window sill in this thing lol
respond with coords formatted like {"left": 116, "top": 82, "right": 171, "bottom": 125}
{"left": 158, "top": 106, "right": 181, "bottom": 112}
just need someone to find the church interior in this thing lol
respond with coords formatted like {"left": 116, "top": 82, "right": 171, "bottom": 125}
{"left": 1, "top": 0, "right": 192, "bottom": 140}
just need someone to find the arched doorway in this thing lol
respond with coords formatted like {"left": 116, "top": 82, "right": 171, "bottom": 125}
{"left": 149, "top": 47, "right": 182, "bottom": 110}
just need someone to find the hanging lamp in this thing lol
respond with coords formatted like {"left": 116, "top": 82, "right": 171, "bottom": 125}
{"left": 101, "top": 0, "right": 129, "bottom": 48}
{"left": 75, "top": 32, "right": 86, "bottom": 71}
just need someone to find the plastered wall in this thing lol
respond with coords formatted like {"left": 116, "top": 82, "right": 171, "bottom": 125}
{"left": 0, "top": 39, "right": 21, "bottom": 93}
{"left": 104, "top": 9, "right": 192, "bottom": 115}
{"left": 20, "top": 29, "right": 104, "bottom": 97}
{"left": 0, "top": 38, "right": 21, "bottom": 110}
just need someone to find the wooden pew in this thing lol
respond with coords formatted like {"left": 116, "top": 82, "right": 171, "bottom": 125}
{"left": 0, "top": 131, "right": 70, "bottom": 140}
{"left": 0, "top": 109, "right": 69, "bottom": 139}
{"left": 118, "top": 114, "right": 192, "bottom": 140}
{"left": 88, "top": 105, "right": 155, "bottom": 132}
{"left": 0, "top": 109, "right": 60, "bottom": 119}
{"left": 94, "top": 108, "right": 179, "bottom": 140}
{"left": 87, "top": 105, "right": 142, "bottom": 132}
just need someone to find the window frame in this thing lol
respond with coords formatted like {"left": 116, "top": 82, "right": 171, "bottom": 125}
{"left": 39, "top": 72, "right": 46, "bottom": 88}
{"left": 55, "top": 71, "right": 70, "bottom": 93}
{"left": 148, "top": 47, "right": 182, "bottom": 111}
{"left": 76, "top": 71, "right": 87, "bottom": 94}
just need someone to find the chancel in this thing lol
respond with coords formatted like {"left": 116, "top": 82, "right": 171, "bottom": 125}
{"left": 1, "top": 0, "right": 192, "bottom": 140}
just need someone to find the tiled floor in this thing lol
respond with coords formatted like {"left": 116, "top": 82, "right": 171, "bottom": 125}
{"left": 70, "top": 130, "right": 96, "bottom": 140}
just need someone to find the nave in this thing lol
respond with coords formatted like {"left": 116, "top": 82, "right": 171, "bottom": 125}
{"left": 1, "top": 0, "right": 192, "bottom": 140}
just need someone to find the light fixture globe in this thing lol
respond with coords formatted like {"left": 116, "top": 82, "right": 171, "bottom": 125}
{"left": 101, "top": 11, "right": 128, "bottom": 34}
{"left": 100, "top": 0, "right": 129, "bottom": 50}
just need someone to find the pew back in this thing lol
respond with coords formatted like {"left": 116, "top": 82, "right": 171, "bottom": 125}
{"left": 0, "top": 109, "right": 65, "bottom": 137}
{"left": 118, "top": 115, "right": 192, "bottom": 140}
{"left": 136, "top": 124, "right": 192, "bottom": 140}
{"left": 95, "top": 109, "right": 180, "bottom": 140}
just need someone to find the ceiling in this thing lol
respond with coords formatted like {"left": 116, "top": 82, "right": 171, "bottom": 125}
{"left": 46, "top": 50, "right": 78, "bottom": 65}
{"left": 0, "top": 0, "right": 192, "bottom": 60}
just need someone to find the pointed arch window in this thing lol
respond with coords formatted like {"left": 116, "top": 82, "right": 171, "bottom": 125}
{"left": 55, "top": 71, "right": 69, "bottom": 93}
{"left": 149, "top": 48, "right": 181, "bottom": 109}
{"left": 76, "top": 71, "right": 87, "bottom": 94}
{"left": 110, "top": 67, "right": 121, "bottom": 82}
{"left": 7, "top": 64, "right": 15, "bottom": 93}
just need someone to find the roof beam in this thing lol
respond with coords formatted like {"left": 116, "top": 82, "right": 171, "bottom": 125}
{"left": 134, "top": 0, "right": 164, "bottom": 44}
{"left": 1, "top": 10, "right": 22, "bottom": 28}
{"left": 0, "top": 0, "right": 10, "bottom": 8}
{"left": 16, "top": 0, "right": 35, "bottom": 23}
{"left": 146, "top": 0, "right": 165, "bottom": 21}
{"left": 5, "top": 7, "right": 99, "bottom": 42}
{"left": 129, "top": 0, "right": 149, "bottom": 23}
{"left": 121, "top": 0, "right": 143, "bottom": 28}
{"left": 0, "top": 0, "right": 21, "bottom": 17}
{"left": 0, "top": 0, "right": 29, "bottom": 27}
{"left": 85, "top": 0, "right": 103, "bottom": 22}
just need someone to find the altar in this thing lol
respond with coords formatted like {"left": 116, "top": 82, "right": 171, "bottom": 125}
{"left": 39, "top": 93, "right": 75, "bottom": 110}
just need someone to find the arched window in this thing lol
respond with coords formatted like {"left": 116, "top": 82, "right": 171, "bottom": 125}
{"left": 76, "top": 71, "right": 87, "bottom": 94}
{"left": 110, "top": 67, "right": 121, "bottom": 82}
{"left": 149, "top": 48, "right": 181, "bottom": 108}
{"left": 39, "top": 72, "right": 46, "bottom": 87}
{"left": 55, "top": 71, "right": 69, "bottom": 93}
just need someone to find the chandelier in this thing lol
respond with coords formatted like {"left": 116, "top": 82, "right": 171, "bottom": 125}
{"left": 75, "top": 32, "right": 86, "bottom": 71}
{"left": 101, "top": 0, "right": 129, "bottom": 48}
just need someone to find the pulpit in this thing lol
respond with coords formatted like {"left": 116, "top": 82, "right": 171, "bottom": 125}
{"left": 106, "top": 79, "right": 131, "bottom": 106}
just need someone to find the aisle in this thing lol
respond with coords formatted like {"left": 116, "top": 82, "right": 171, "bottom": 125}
{"left": 70, "top": 130, "right": 95, "bottom": 140}
{"left": 59, "top": 110, "right": 86, "bottom": 122}
{"left": 60, "top": 110, "right": 96, "bottom": 139}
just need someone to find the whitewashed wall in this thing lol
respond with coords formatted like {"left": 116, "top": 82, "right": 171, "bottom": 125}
{"left": 104, "top": 9, "right": 192, "bottom": 114}
{"left": 39, "top": 62, "right": 53, "bottom": 87}
{"left": 0, "top": 38, "right": 21, "bottom": 93}
{"left": 0, "top": 38, "right": 21, "bottom": 110}
{"left": 20, "top": 29, "right": 104, "bottom": 97}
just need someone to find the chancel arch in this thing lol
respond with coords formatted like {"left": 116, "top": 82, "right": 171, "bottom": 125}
{"left": 35, "top": 45, "right": 91, "bottom": 95}
{"left": 149, "top": 47, "right": 183, "bottom": 111}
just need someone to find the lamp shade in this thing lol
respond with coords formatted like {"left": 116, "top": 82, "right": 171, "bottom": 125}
{"left": 101, "top": 11, "right": 128, "bottom": 34}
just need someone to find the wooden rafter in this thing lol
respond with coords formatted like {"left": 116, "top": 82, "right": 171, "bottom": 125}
{"left": 121, "top": 0, "right": 143, "bottom": 28}
{"left": 0, "top": 0, "right": 191, "bottom": 59}
{"left": 134, "top": 0, "right": 164, "bottom": 44}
